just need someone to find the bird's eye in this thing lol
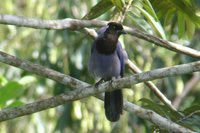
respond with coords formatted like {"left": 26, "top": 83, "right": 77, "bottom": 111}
{"left": 112, "top": 26, "right": 116, "bottom": 30}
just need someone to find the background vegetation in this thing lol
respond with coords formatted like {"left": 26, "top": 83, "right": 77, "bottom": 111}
{"left": 0, "top": 0, "right": 200, "bottom": 132}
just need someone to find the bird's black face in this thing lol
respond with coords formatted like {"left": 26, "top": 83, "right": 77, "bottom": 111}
{"left": 95, "top": 22, "right": 126, "bottom": 55}
{"left": 106, "top": 22, "right": 126, "bottom": 36}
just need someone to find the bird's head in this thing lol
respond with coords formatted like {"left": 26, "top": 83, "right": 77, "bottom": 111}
{"left": 105, "top": 22, "right": 126, "bottom": 37}
{"left": 95, "top": 22, "right": 126, "bottom": 55}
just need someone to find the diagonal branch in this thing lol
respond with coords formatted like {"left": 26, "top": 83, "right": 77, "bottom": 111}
{"left": 127, "top": 59, "right": 177, "bottom": 111}
{"left": 124, "top": 26, "right": 200, "bottom": 58}
{"left": 0, "top": 94, "right": 194, "bottom": 133}
{"left": 173, "top": 72, "right": 200, "bottom": 108}
{"left": 0, "top": 51, "right": 200, "bottom": 112}
{"left": 0, "top": 51, "right": 197, "bottom": 132}
{"left": 0, "top": 14, "right": 200, "bottom": 58}
{"left": 1, "top": 51, "right": 200, "bottom": 93}
{"left": 124, "top": 101, "right": 194, "bottom": 133}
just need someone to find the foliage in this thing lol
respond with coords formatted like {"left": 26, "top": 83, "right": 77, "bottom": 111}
{"left": 0, "top": 0, "right": 200, "bottom": 132}
{"left": 140, "top": 98, "right": 200, "bottom": 132}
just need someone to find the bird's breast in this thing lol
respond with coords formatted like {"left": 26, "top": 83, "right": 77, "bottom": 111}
{"left": 95, "top": 36, "right": 118, "bottom": 55}
{"left": 89, "top": 50, "right": 121, "bottom": 79}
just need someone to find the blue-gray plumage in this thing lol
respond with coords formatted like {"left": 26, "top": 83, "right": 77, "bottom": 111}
{"left": 89, "top": 22, "right": 127, "bottom": 122}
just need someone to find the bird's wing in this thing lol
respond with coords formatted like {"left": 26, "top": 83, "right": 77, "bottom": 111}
{"left": 116, "top": 42, "right": 128, "bottom": 77}
{"left": 91, "top": 26, "right": 107, "bottom": 53}
{"left": 91, "top": 41, "right": 96, "bottom": 53}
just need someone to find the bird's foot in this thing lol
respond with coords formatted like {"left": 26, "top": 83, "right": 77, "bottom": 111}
{"left": 108, "top": 80, "right": 114, "bottom": 91}
{"left": 95, "top": 78, "right": 104, "bottom": 87}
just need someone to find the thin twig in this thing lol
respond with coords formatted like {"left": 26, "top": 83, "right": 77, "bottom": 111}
{"left": 176, "top": 110, "right": 200, "bottom": 124}
{"left": 173, "top": 72, "right": 200, "bottom": 108}
{"left": 111, "top": 0, "right": 133, "bottom": 23}
{"left": 127, "top": 59, "right": 177, "bottom": 111}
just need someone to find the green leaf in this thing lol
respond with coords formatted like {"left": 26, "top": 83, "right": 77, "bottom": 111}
{"left": 182, "top": 105, "right": 200, "bottom": 115}
{"left": 0, "top": 81, "right": 24, "bottom": 105}
{"left": 177, "top": 11, "right": 185, "bottom": 38}
{"left": 19, "top": 75, "right": 37, "bottom": 86}
{"left": 0, "top": 74, "right": 7, "bottom": 86}
{"left": 163, "top": 8, "right": 175, "bottom": 26}
{"left": 83, "top": 0, "right": 114, "bottom": 20}
{"left": 160, "top": 104, "right": 183, "bottom": 121}
{"left": 151, "top": 0, "right": 200, "bottom": 27}
{"left": 178, "top": 113, "right": 200, "bottom": 131}
{"left": 150, "top": 0, "right": 200, "bottom": 40}
{"left": 143, "top": 0, "right": 158, "bottom": 21}
{"left": 139, "top": 98, "right": 168, "bottom": 117}
{"left": 175, "top": 105, "right": 200, "bottom": 131}
{"left": 185, "top": 16, "right": 195, "bottom": 39}
{"left": 128, "top": 12, "right": 152, "bottom": 32}
{"left": 134, "top": 5, "right": 166, "bottom": 39}
{"left": 139, "top": 98, "right": 183, "bottom": 121}
{"left": 7, "top": 100, "right": 24, "bottom": 108}
{"left": 169, "top": 0, "right": 200, "bottom": 27}
{"left": 110, "top": 0, "right": 124, "bottom": 9}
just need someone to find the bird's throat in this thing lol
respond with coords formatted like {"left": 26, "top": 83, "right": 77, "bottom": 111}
{"left": 96, "top": 35, "right": 118, "bottom": 55}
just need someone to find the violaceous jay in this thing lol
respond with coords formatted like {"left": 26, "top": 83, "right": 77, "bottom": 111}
{"left": 88, "top": 22, "right": 127, "bottom": 122}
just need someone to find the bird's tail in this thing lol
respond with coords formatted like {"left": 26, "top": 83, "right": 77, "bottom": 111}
{"left": 104, "top": 89, "right": 123, "bottom": 122}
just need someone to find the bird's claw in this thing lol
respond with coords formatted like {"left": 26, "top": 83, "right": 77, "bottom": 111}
{"left": 95, "top": 78, "right": 104, "bottom": 87}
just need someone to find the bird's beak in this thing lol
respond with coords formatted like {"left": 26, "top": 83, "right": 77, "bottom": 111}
{"left": 119, "top": 29, "right": 127, "bottom": 34}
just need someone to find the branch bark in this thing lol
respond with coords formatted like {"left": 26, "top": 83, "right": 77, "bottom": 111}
{"left": 0, "top": 14, "right": 200, "bottom": 58}
{"left": 1, "top": 51, "right": 200, "bottom": 93}
{"left": 124, "top": 26, "right": 200, "bottom": 58}
{"left": 0, "top": 51, "right": 196, "bottom": 132}
{"left": 127, "top": 59, "right": 177, "bottom": 111}
{"left": 0, "top": 14, "right": 107, "bottom": 30}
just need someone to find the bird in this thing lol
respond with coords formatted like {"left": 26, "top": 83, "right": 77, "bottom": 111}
{"left": 88, "top": 22, "right": 127, "bottom": 122}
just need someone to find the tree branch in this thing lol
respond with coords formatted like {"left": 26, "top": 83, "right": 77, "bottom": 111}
{"left": 124, "top": 102, "right": 194, "bottom": 133}
{"left": 124, "top": 26, "right": 200, "bottom": 58}
{"left": 0, "top": 14, "right": 107, "bottom": 30}
{"left": 0, "top": 51, "right": 197, "bottom": 132}
{"left": 127, "top": 59, "right": 177, "bottom": 111}
{"left": 0, "top": 14, "right": 200, "bottom": 58}
{"left": 0, "top": 96, "right": 194, "bottom": 133}
{"left": 1, "top": 51, "right": 200, "bottom": 92}
{"left": 0, "top": 51, "right": 200, "bottom": 114}
{"left": 173, "top": 72, "right": 200, "bottom": 108}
